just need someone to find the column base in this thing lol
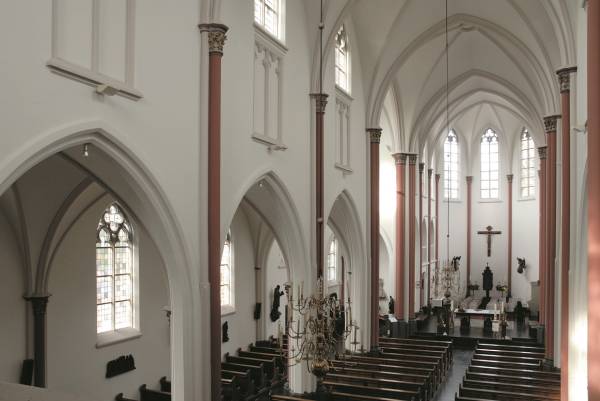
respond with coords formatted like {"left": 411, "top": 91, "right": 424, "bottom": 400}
{"left": 408, "top": 319, "right": 417, "bottom": 336}
{"left": 535, "top": 324, "right": 545, "bottom": 346}
{"left": 391, "top": 321, "right": 409, "bottom": 338}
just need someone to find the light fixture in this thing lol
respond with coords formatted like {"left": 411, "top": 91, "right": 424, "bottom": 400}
{"left": 83, "top": 143, "right": 90, "bottom": 158}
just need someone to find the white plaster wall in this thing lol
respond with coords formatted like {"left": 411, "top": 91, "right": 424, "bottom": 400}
{"left": 0, "top": 211, "right": 27, "bottom": 383}
{"left": 47, "top": 197, "right": 170, "bottom": 401}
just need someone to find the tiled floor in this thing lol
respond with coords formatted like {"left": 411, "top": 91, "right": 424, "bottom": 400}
{"left": 432, "top": 348, "right": 474, "bottom": 401}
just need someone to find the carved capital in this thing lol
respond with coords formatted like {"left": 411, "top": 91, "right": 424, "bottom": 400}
{"left": 367, "top": 128, "right": 382, "bottom": 143}
{"left": 466, "top": 176, "right": 473, "bottom": 184}
{"left": 198, "top": 23, "right": 229, "bottom": 54}
{"left": 310, "top": 93, "right": 329, "bottom": 113}
{"left": 556, "top": 66, "right": 577, "bottom": 93}
{"left": 538, "top": 146, "right": 548, "bottom": 159}
{"left": 543, "top": 115, "right": 561, "bottom": 133}
{"left": 435, "top": 173, "right": 441, "bottom": 182}
{"left": 507, "top": 174, "right": 514, "bottom": 183}
{"left": 408, "top": 154, "right": 418, "bottom": 165}
{"left": 392, "top": 153, "right": 407, "bottom": 165}
{"left": 25, "top": 296, "right": 50, "bottom": 316}
{"left": 419, "top": 162, "right": 425, "bottom": 173}
{"left": 428, "top": 168, "right": 433, "bottom": 178}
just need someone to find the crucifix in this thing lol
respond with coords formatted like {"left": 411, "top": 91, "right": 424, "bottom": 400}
{"left": 477, "top": 225, "right": 502, "bottom": 257}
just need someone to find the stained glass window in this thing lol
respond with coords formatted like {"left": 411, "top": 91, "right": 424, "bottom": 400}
{"left": 96, "top": 204, "right": 134, "bottom": 334}
{"left": 220, "top": 231, "right": 233, "bottom": 308}
{"left": 328, "top": 236, "right": 338, "bottom": 282}
{"left": 481, "top": 128, "right": 500, "bottom": 199}
{"left": 520, "top": 129, "right": 536, "bottom": 198}
{"left": 254, "top": 0, "right": 282, "bottom": 39}
{"left": 444, "top": 129, "right": 460, "bottom": 199}
{"left": 335, "top": 25, "right": 350, "bottom": 93}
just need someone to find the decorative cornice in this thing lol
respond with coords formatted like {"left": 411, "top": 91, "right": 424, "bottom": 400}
{"left": 507, "top": 174, "right": 514, "bottom": 183}
{"left": 198, "top": 23, "right": 229, "bottom": 54}
{"left": 408, "top": 154, "right": 418, "bottom": 165}
{"left": 538, "top": 146, "right": 548, "bottom": 159}
{"left": 392, "top": 153, "right": 407, "bottom": 165}
{"left": 310, "top": 93, "right": 329, "bottom": 113}
{"left": 367, "top": 128, "right": 382, "bottom": 144}
{"left": 466, "top": 176, "right": 473, "bottom": 184}
{"left": 543, "top": 115, "right": 561, "bottom": 133}
{"left": 556, "top": 66, "right": 577, "bottom": 93}
{"left": 419, "top": 162, "right": 425, "bottom": 173}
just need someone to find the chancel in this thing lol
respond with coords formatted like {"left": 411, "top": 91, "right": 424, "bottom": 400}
{"left": 0, "top": 1, "right": 598, "bottom": 401}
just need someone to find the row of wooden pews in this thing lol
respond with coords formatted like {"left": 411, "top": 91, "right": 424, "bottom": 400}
{"left": 115, "top": 376, "right": 171, "bottom": 401}
{"left": 455, "top": 339, "right": 561, "bottom": 401}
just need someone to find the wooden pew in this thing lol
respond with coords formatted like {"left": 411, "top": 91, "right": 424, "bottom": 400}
{"left": 476, "top": 347, "right": 545, "bottom": 359}
{"left": 325, "top": 372, "right": 425, "bottom": 401}
{"left": 344, "top": 355, "right": 440, "bottom": 385}
{"left": 458, "top": 383, "right": 558, "bottom": 401}
{"left": 379, "top": 351, "right": 444, "bottom": 380}
{"left": 477, "top": 342, "right": 545, "bottom": 353}
{"left": 380, "top": 344, "right": 448, "bottom": 372}
{"left": 465, "top": 370, "right": 561, "bottom": 388}
{"left": 379, "top": 337, "right": 452, "bottom": 362}
{"left": 470, "top": 355, "right": 541, "bottom": 370}
{"left": 322, "top": 380, "right": 417, "bottom": 401}
{"left": 221, "top": 376, "right": 242, "bottom": 401}
{"left": 222, "top": 369, "right": 256, "bottom": 396}
{"left": 238, "top": 349, "right": 285, "bottom": 373}
{"left": 331, "top": 392, "right": 407, "bottom": 401}
{"left": 380, "top": 339, "right": 451, "bottom": 362}
{"left": 115, "top": 394, "right": 137, "bottom": 401}
{"left": 139, "top": 384, "right": 170, "bottom": 401}
{"left": 222, "top": 361, "right": 266, "bottom": 388}
{"left": 473, "top": 350, "right": 543, "bottom": 364}
{"left": 159, "top": 377, "right": 170, "bottom": 393}
{"left": 270, "top": 396, "right": 313, "bottom": 401}
{"left": 467, "top": 365, "right": 560, "bottom": 382}
{"left": 226, "top": 354, "right": 278, "bottom": 382}
{"left": 330, "top": 364, "right": 431, "bottom": 397}
{"left": 463, "top": 378, "right": 559, "bottom": 398}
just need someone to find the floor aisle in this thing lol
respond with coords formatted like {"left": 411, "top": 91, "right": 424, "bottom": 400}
{"left": 432, "top": 348, "right": 473, "bottom": 401}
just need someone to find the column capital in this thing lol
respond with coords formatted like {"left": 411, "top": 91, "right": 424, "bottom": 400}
{"left": 408, "top": 153, "right": 418, "bottom": 165}
{"left": 556, "top": 66, "right": 577, "bottom": 93}
{"left": 435, "top": 173, "right": 441, "bottom": 182}
{"left": 310, "top": 93, "right": 329, "bottom": 112}
{"left": 366, "top": 128, "right": 382, "bottom": 143}
{"left": 419, "top": 162, "right": 425, "bottom": 173}
{"left": 466, "top": 176, "right": 473, "bottom": 184}
{"left": 392, "top": 153, "right": 407, "bottom": 165}
{"left": 198, "top": 23, "right": 229, "bottom": 54}
{"left": 507, "top": 174, "right": 514, "bottom": 183}
{"left": 544, "top": 115, "right": 561, "bottom": 133}
{"left": 25, "top": 295, "right": 50, "bottom": 316}
{"left": 538, "top": 146, "right": 548, "bottom": 159}
{"left": 428, "top": 168, "right": 433, "bottom": 178}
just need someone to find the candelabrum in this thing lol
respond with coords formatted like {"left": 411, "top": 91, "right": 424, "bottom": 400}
{"left": 277, "top": 276, "right": 359, "bottom": 394}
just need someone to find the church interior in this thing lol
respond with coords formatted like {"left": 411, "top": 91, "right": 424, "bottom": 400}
{"left": 0, "top": 1, "right": 598, "bottom": 400}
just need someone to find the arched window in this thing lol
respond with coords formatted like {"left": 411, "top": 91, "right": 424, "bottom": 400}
{"left": 480, "top": 128, "right": 500, "bottom": 199}
{"left": 254, "top": 0, "right": 283, "bottom": 39}
{"left": 520, "top": 129, "right": 536, "bottom": 198}
{"left": 444, "top": 129, "right": 460, "bottom": 199}
{"left": 327, "top": 236, "right": 338, "bottom": 282}
{"left": 220, "top": 231, "right": 234, "bottom": 310}
{"left": 335, "top": 25, "right": 350, "bottom": 93}
{"left": 96, "top": 204, "right": 134, "bottom": 334}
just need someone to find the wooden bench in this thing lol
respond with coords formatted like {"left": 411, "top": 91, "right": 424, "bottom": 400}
{"left": 379, "top": 351, "right": 444, "bottom": 380}
{"left": 462, "top": 378, "right": 559, "bottom": 398}
{"left": 345, "top": 355, "right": 440, "bottom": 385}
{"left": 474, "top": 350, "right": 543, "bottom": 364}
{"left": 222, "top": 361, "right": 266, "bottom": 388}
{"left": 380, "top": 337, "right": 452, "bottom": 362}
{"left": 459, "top": 384, "right": 558, "bottom": 401}
{"left": 222, "top": 370, "right": 256, "bottom": 397}
{"left": 380, "top": 344, "right": 448, "bottom": 372}
{"left": 326, "top": 372, "right": 425, "bottom": 401}
{"left": 221, "top": 376, "right": 242, "bottom": 401}
{"left": 139, "top": 384, "right": 170, "bottom": 401}
{"left": 270, "top": 396, "right": 313, "bottom": 401}
{"left": 115, "top": 394, "right": 137, "bottom": 401}
{"left": 226, "top": 354, "right": 278, "bottom": 382}
{"left": 322, "top": 380, "right": 417, "bottom": 401}
{"left": 477, "top": 342, "right": 545, "bottom": 353}
{"left": 159, "top": 377, "right": 170, "bottom": 393}
{"left": 238, "top": 349, "right": 285, "bottom": 373}
{"left": 465, "top": 370, "right": 561, "bottom": 388}
{"left": 476, "top": 347, "right": 545, "bottom": 359}
{"left": 470, "top": 356, "right": 541, "bottom": 370}
{"left": 331, "top": 391, "right": 412, "bottom": 401}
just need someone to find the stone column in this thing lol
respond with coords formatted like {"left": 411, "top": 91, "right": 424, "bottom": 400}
{"left": 538, "top": 146, "right": 548, "bottom": 326}
{"left": 368, "top": 128, "right": 382, "bottom": 351}
{"left": 312, "top": 93, "right": 329, "bottom": 278}
{"left": 393, "top": 153, "right": 407, "bottom": 322}
{"left": 435, "top": 174, "right": 440, "bottom": 298}
{"left": 408, "top": 154, "right": 417, "bottom": 326}
{"left": 544, "top": 114, "right": 560, "bottom": 366}
{"left": 466, "top": 176, "right": 473, "bottom": 291}
{"left": 418, "top": 163, "right": 424, "bottom": 311}
{"left": 427, "top": 169, "right": 433, "bottom": 307}
{"left": 507, "top": 174, "right": 514, "bottom": 297}
{"left": 25, "top": 295, "right": 49, "bottom": 387}
{"left": 557, "top": 66, "right": 576, "bottom": 399}
{"left": 198, "top": 22, "right": 228, "bottom": 401}
{"left": 588, "top": 0, "right": 600, "bottom": 396}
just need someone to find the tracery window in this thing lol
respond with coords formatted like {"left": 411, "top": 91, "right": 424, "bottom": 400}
{"left": 520, "top": 129, "right": 536, "bottom": 198}
{"left": 335, "top": 25, "right": 350, "bottom": 93}
{"left": 328, "top": 236, "right": 338, "bottom": 282}
{"left": 443, "top": 129, "right": 460, "bottom": 199}
{"left": 481, "top": 128, "right": 500, "bottom": 199}
{"left": 254, "top": 0, "right": 283, "bottom": 39}
{"left": 220, "top": 231, "right": 234, "bottom": 310}
{"left": 96, "top": 204, "right": 134, "bottom": 334}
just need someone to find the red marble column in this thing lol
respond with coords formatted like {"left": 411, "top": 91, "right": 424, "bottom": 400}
{"left": 538, "top": 146, "right": 548, "bottom": 325}
{"left": 427, "top": 169, "right": 433, "bottom": 307}
{"left": 408, "top": 154, "right": 417, "bottom": 320}
{"left": 589, "top": 0, "right": 600, "bottom": 397}
{"left": 507, "top": 174, "right": 514, "bottom": 297}
{"left": 198, "top": 23, "right": 228, "bottom": 401}
{"left": 311, "top": 93, "right": 329, "bottom": 278}
{"left": 557, "top": 66, "right": 576, "bottom": 400}
{"left": 435, "top": 174, "right": 440, "bottom": 298}
{"left": 368, "top": 128, "right": 382, "bottom": 350}
{"left": 393, "top": 153, "right": 407, "bottom": 321}
{"left": 544, "top": 114, "right": 560, "bottom": 365}
{"left": 418, "top": 163, "right": 424, "bottom": 311}
{"left": 466, "top": 176, "right": 473, "bottom": 290}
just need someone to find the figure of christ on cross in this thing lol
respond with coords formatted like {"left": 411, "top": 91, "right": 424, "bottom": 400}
{"left": 477, "top": 225, "right": 502, "bottom": 257}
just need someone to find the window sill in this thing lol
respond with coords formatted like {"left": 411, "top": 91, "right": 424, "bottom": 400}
{"left": 252, "top": 133, "right": 287, "bottom": 150}
{"left": 517, "top": 196, "right": 536, "bottom": 202}
{"left": 221, "top": 305, "right": 235, "bottom": 317}
{"left": 335, "top": 86, "right": 353, "bottom": 103}
{"left": 254, "top": 23, "right": 288, "bottom": 57}
{"left": 47, "top": 57, "right": 142, "bottom": 101}
{"left": 96, "top": 328, "right": 142, "bottom": 348}
{"left": 335, "top": 163, "right": 353, "bottom": 174}
{"left": 442, "top": 198, "right": 462, "bottom": 203}
{"left": 478, "top": 198, "right": 503, "bottom": 203}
